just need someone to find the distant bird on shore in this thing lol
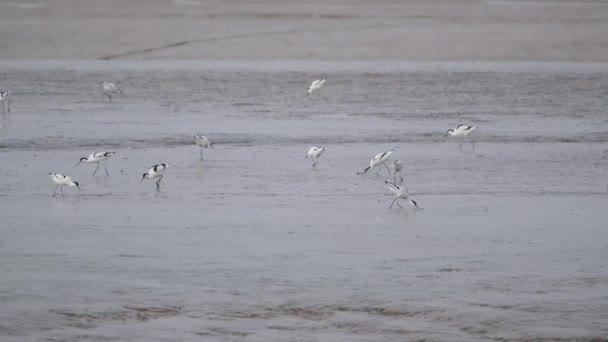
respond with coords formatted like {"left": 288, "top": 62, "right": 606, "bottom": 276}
{"left": 1, "top": 90, "right": 11, "bottom": 112}
{"left": 305, "top": 146, "right": 325, "bottom": 168}
{"left": 140, "top": 163, "right": 169, "bottom": 191}
{"left": 101, "top": 81, "right": 123, "bottom": 101}
{"left": 358, "top": 149, "right": 393, "bottom": 176}
{"left": 445, "top": 124, "right": 477, "bottom": 150}
{"left": 391, "top": 160, "right": 404, "bottom": 184}
{"left": 385, "top": 180, "right": 420, "bottom": 210}
{"left": 306, "top": 79, "right": 326, "bottom": 95}
{"left": 76, "top": 152, "right": 116, "bottom": 176}
{"left": 194, "top": 135, "right": 213, "bottom": 160}
{"left": 49, "top": 173, "right": 81, "bottom": 197}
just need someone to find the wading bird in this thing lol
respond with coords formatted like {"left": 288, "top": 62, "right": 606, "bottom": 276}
{"left": 392, "top": 160, "right": 404, "bottom": 184}
{"left": 49, "top": 173, "right": 81, "bottom": 197}
{"left": 140, "top": 163, "right": 169, "bottom": 191}
{"left": 102, "top": 81, "right": 123, "bottom": 101}
{"left": 445, "top": 124, "right": 477, "bottom": 150}
{"left": 385, "top": 180, "right": 420, "bottom": 210}
{"left": 305, "top": 146, "right": 325, "bottom": 167}
{"left": 0, "top": 90, "right": 11, "bottom": 112}
{"left": 306, "top": 79, "right": 326, "bottom": 95}
{"left": 76, "top": 151, "right": 116, "bottom": 176}
{"left": 358, "top": 149, "right": 393, "bottom": 176}
{"left": 194, "top": 135, "right": 213, "bottom": 160}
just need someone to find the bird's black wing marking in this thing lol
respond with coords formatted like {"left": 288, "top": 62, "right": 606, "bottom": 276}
{"left": 384, "top": 180, "right": 400, "bottom": 190}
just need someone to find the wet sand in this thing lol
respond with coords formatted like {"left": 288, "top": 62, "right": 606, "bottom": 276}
{"left": 1, "top": 61, "right": 608, "bottom": 341}
{"left": 1, "top": 0, "right": 608, "bottom": 61}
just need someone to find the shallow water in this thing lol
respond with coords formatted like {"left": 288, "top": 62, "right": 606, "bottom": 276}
{"left": 1, "top": 61, "right": 608, "bottom": 341}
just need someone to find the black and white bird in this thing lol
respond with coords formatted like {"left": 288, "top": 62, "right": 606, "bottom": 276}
{"left": 140, "top": 163, "right": 169, "bottom": 191}
{"left": 392, "top": 160, "right": 404, "bottom": 185}
{"left": 306, "top": 79, "right": 326, "bottom": 95}
{"left": 305, "top": 146, "right": 325, "bottom": 167}
{"left": 76, "top": 152, "right": 116, "bottom": 176}
{"left": 102, "top": 81, "right": 123, "bottom": 101}
{"left": 358, "top": 149, "right": 393, "bottom": 175}
{"left": 385, "top": 180, "right": 421, "bottom": 210}
{"left": 194, "top": 135, "right": 213, "bottom": 160}
{"left": 445, "top": 124, "right": 477, "bottom": 150}
{"left": 49, "top": 173, "right": 81, "bottom": 197}
{"left": 445, "top": 124, "right": 477, "bottom": 137}
{"left": 0, "top": 90, "right": 11, "bottom": 112}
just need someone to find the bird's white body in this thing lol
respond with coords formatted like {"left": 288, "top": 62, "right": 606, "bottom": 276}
{"left": 84, "top": 151, "right": 115, "bottom": 163}
{"left": 194, "top": 135, "right": 213, "bottom": 160}
{"left": 102, "top": 82, "right": 122, "bottom": 101}
{"left": 49, "top": 173, "right": 80, "bottom": 197}
{"left": 1, "top": 90, "right": 11, "bottom": 112}
{"left": 385, "top": 180, "right": 420, "bottom": 209}
{"left": 77, "top": 151, "right": 116, "bottom": 175}
{"left": 141, "top": 163, "right": 169, "bottom": 191}
{"left": 307, "top": 79, "right": 326, "bottom": 95}
{"left": 392, "top": 160, "right": 404, "bottom": 184}
{"left": 446, "top": 124, "right": 477, "bottom": 137}
{"left": 305, "top": 146, "right": 325, "bottom": 167}
{"left": 446, "top": 125, "right": 477, "bottom": 150}
{"left": 358, "top": 149, "right": 393, "bottom": 175}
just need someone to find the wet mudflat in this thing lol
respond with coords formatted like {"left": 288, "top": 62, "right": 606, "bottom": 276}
{"left": 0, "top": 61, "right": 607, "bottom": 341}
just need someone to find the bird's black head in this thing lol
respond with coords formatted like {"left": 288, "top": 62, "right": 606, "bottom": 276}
{"left": 444, "top": 129, "right": 454, "bottom": 137}
{"left": 74, "top": 181, "right": 81, "bottom": 190}
{"left": 140, "top": 173, "right": 147, "bottom": 182}
{"left": 80, "top": 157, "right": 87, "bottom": 162}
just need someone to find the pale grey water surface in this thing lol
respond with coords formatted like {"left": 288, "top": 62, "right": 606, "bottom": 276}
{"left": 1, "top": 61, "right": 608, "bottom": 341}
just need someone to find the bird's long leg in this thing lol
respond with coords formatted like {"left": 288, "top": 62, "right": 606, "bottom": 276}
{"left": 93, "top": 163, "right": 100, "bottom": 176}
{"left": 1, "top": 102, "right": 4, "bottom": 112}
{"left": 389, "top": 197, "right": 398, "bottom": 209}
{"left": 53, "top": 185, "right": 58, "bottom": 197}
{"left": 397, "top": 200, "right": 403, "bottom": 209}
{"left": 470, "top": 138, "right": 476, "bottom": 151}
{"left": 60, "top": 185, "right": 65, "bottom": 197}
{"left": 200, "top": 149, "right": 203, "bottom": 160}
{"left": 382, "top": 162, "right": 392, "bottom": 175}
{"left": 7, "top": 100, "right": 10, "bottom": 112}
{"left": 102, "top": 163, "right": 109, "bottom": 176}
{"left": 312, "top": 157, "right": 317, "bottom": 168}
{"left": 394, "top": 171, "right": 404, "bottom": 184}
{"left": 156, "top": 176, "right": 163, "bottom": 191}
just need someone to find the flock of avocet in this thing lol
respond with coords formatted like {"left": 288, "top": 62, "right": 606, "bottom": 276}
{"left": 2, "top": 80, "right": 477, "bottom": 209}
